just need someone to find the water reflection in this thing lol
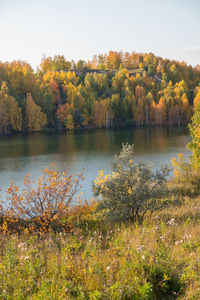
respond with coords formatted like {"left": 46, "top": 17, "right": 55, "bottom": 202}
{"left": 0, "top": 127, "right": 190, "bottom": 199}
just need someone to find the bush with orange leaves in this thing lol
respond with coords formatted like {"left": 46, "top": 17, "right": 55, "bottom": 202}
{"left": 1, "top": 164, "right": 84, "bottom": 233}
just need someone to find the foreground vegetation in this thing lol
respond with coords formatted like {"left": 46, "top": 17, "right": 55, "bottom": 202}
{"left": 1, "top": 197, "right": 200, "bottom": 299}
{"left": 1, "top": 159, "right": 200, "bottom": 299}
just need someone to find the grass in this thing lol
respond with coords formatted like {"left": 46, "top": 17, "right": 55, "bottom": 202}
{"left": 1, "top": 196, "right": 200, "bottom": 299}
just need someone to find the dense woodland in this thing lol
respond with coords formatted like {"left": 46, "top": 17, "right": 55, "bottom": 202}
{"left": 1, "top": 51, "right": 200, "bottom": 134}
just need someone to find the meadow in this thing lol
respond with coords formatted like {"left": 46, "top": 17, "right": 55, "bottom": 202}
{"left": 1, "top": 195, "right": 200, "bottom": 299}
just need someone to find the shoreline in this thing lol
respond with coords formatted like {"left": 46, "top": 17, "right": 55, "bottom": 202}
{"left": 0, "top": 122, "right": 189, "bottom": 139}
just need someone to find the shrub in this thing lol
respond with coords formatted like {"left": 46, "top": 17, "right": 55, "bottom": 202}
{"left": 1, "top": 164, "right": 84, "bottom": 233}
{"left": 188, "top": 102, "right": 200, "bottom": 169}
{"left": 170, "top": 102, "right": 200, "bottom": 196}
{"left": 93, "top": 144, "right": 171, "bottom": 223}
{"left": 171, "top": 154, "right": 200, "bottom": 197}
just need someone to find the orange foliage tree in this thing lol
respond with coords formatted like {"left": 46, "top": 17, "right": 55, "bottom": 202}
{"left": 1, "top": 164, "right": 84, "bottom": 233}
{"left": 56, "top": 103, "right": 74, "bottom": 130}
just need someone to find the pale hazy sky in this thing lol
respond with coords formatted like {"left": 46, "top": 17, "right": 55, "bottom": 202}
{"left": 0, "top": 0, "right": 200, "bottom": 69}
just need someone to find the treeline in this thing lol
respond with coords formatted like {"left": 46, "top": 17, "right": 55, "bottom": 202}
{"left": 0, "top": 51, "right": 200, "bottom": 134}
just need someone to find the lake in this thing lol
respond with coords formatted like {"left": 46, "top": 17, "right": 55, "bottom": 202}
{"left": 0, "top": 126, "right": 191, "bottom": 201}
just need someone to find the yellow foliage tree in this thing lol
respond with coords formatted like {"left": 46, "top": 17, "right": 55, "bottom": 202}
{"left": 194, "top": 88, "right": 200, "bottom": 106}
{"left": 0, "top": 89, "right": 22, "bottom": 134}
{"left": 25, "top": 93, "right": 47, "bottom": 132}
{"left": 65, "top": 114, "right": 74, "bottom": 130}
{"left": 93, "top": 100, "right": 107, "bottom": 128}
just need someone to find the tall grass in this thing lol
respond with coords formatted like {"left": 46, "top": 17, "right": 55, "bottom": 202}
{"left": 1, "top": 196, "right": 200, "bottom": 299}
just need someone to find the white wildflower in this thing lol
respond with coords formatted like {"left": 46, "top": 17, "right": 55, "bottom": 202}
{"left": 106, "top": 266, "right": 111, "bottom": 271}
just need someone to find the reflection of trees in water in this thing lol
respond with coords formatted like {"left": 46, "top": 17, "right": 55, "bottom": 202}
{"left": 58, "top": 132, "right": 76, "bottom": 155}
{"left": 0, "top": 127, "right": 190, "bottom": 200}
{"left": 0, "top": 133, "right": 59, "bottom": 159}
{"left": 65, "top": 130, "right": 116, "bottom": 154}
{"left": 0, "top": 127, "right": 189, "bottom": 161}
{"left": 134, "top": 127, "right": 188, "bottom": 154}
{"left": 27, "top": 134, "right": 50, "bottom": 156}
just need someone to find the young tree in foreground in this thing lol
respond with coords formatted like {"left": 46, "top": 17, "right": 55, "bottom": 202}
{"left": 93, "top": 144, "right": 171, "bottom": 222}
{"left": 171, "top": 103, "right": 200, "bottom": 196}
{"left": 188, "top": 102, "right": 200, "bottom": 169}
{"left": 2, "top": 164, "right": 84, "bottom": 233}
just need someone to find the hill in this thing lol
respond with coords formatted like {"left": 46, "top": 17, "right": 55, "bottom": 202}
{"left": 0, "top": 51, "right": 200, "bottom": 134}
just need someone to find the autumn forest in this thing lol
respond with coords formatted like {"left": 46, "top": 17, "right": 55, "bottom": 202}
{"left": 1, "top": 50, "right": 200, "bottom": 135}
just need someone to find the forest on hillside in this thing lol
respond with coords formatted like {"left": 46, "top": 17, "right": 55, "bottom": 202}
{"left": 0, "top": 51, "right": 200, "bottom": 135}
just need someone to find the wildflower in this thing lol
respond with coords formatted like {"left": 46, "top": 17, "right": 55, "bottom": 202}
{"left": 106, "top": 266, "right": 111, "bottom": 271}
{"left": 136, "top": 245, "right": 144, "bottom": 252}
{"left": 167, "top": 218, "right": 176, "bottom": 226}
{"left": 183, "top": 234, "right": 189, "bottom": 240}
{"left": 18, "top": 242, "right": 26, "bottom": 249}
{"left": 175, "top": 240, "right": 183, "bottom": 245}
{"left": 128, "top": 187, "right": 132, "bottom": 194}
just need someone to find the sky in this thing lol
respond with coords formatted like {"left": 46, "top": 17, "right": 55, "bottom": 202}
{"left": 0, "top": 0, "right": 200, "bottom": 69}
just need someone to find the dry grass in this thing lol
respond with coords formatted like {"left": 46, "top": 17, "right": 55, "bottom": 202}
{"left": 0, "top": 196, "right": 200, "bottom": 299}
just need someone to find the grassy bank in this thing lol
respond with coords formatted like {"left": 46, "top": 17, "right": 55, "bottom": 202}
{"left": 1, "top": 196, "right": 200, "bottom": 300}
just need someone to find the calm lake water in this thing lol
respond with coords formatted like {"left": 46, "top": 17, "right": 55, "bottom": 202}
{"left": 0, "top": 127, "right": 191, "bottom": 200}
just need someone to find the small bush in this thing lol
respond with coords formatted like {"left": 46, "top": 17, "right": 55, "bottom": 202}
{"left": 93, "top": 143, "right": 171, "bottom": 223}
{"left": 1, "top": 164, "right": 84, "bottom": 233}
{"left": 171, "top": 154, "right": 200, "bottom": 197}
{"left": 188, "top": 101, "right": 200, "bottom": 169}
